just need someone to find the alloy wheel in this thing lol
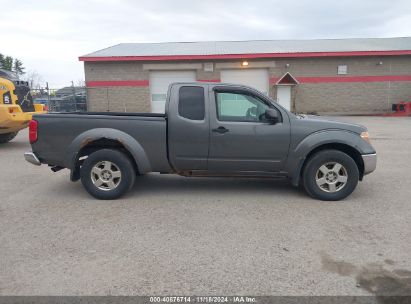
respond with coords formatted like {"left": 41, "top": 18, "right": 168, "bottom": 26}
{"left": 90, "top": 161, "right": 122, "bottom": 191}
{"left": 315, "top": 162, "right": 348, "bottom": 193}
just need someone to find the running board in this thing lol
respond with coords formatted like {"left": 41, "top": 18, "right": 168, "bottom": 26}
{"left": 177, "top": 170, "right": 288, "bottom": 178}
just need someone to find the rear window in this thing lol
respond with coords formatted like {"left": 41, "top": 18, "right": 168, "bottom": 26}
{"left": 178, "top": 86, "right": 205, "bottom": 120}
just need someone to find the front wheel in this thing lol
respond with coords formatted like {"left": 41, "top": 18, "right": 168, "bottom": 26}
{"left": 0, "top": 132, "right": 18, "bottom": 144}
{"left": 80, "top": 149, "right": 136, "bottom": 200}
{"left": 302, "top": 150, "right": 359, "bottom": 201}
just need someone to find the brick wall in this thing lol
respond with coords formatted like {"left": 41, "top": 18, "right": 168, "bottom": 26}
{"left": 84, "top": 61, "right": 148, "bottom": 80}
{"left": 295, "top": 83, "right": 390, "bottom": 114}
{"left": 87, "top": 87, "right": 150, "bottom": 112}
{"left": 85, "top": 62, "right": 151, "bottom": 112}
{"left": 84, "top": 56, "right": 411, "bottom": 114}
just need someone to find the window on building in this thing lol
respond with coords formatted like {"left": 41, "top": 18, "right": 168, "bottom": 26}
{"left": 215, "top": 91, "right": 271, "bottom": 122}
{"left": 337, "top": 65, "right": 348, "bottom": 75}
{"left": 151, "top": 94, "right": 167, "bottom": 102}
{"left": 178, "top": 86, "right": 205, "bottom": 120}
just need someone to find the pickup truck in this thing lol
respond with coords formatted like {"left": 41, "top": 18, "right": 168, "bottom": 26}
{"left": 24, "top": 83, "right": 377, "bottom": 201}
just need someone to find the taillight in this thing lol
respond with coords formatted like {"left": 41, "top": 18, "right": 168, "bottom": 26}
{"left": 29, "top": 120, "right": 38, "bottom": 143}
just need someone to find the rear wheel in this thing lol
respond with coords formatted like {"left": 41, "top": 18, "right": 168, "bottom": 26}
{"left": 80, "top": 149, "right": 136, "bottom": 200}
{"left": 0, "top": 132, "right": 18, "bottom": 144}
{"left": 302, "top": 149, "right": 359, "bottom": 201}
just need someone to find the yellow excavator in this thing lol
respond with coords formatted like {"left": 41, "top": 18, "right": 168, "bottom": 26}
{"left": 0, "top": 69, "right": 46, "bottom": 143}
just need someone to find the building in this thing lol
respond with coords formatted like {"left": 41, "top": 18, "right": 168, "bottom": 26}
{"left": 55, "top": 86, "right": 86, "bottom": 98}
{"left": 80, "top": 37, "right": 411, "bottom": 114}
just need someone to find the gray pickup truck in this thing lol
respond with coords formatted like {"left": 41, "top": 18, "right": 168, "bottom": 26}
{"left": 24, "top": 83, "right": 376, "bottom": 201}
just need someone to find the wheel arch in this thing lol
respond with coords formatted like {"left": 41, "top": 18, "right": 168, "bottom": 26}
{"left": 65, "top": 128, "right": 151, "bottom": 181}
{"left": 288, "top": 130, "right": 367, "bottom": 186}
{"left": 299, "top": 143, "right": 364, "bottom": 182}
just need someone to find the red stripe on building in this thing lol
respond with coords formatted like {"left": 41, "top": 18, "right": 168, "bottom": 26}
{"left": 86, "top": 80, "right": 149, "bottom": 87}
{"left": 79, "top": 50, "right": 411, "bottom": 62}
{"left": 269, "top": 77, "right": 280, "bottom": 85}
{"left": 270, "top": 75, "right": 411, "bottom": 84}
{"left": 197, "top": 79, "right": 221, "bottom": 82}
{"left": 298, "top": 75, "right": 411, "bottom": 83}
{"left": 86, "top": 75, "right": 411, "bottom": 88}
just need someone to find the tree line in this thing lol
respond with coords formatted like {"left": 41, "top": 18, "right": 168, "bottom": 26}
{"left": 0, "top": 53, "right": 25, "bottom": 76}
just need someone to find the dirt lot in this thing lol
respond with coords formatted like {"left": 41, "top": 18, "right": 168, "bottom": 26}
{"left": 0, "top": 116, "right": 410, "bottom": 296}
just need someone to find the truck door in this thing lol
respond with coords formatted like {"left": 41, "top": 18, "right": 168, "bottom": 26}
{"left": 208, "top": 86, "right": 290, "bottom": 172}
{"left": 167, "top": 84, "right": 210, "bottom": 171}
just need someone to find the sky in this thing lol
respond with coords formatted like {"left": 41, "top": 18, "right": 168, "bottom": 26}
{"left": 1, "top": 0, "right": 410, "bottom": 88}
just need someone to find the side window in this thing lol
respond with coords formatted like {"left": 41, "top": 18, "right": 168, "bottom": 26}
{"left": 178, "top": 86, "right": 205, "bottom": 120}
{"left": 216, "top": 92, "right": 270, "bottom": 122}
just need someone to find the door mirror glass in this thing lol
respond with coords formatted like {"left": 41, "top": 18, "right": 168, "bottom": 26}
{"left": 265, "top": 109, "right": 279, "bottom": 124}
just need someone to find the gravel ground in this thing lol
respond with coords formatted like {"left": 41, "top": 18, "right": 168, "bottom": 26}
{"left": 0, "top": 116, "right": 410, "bottom": 296}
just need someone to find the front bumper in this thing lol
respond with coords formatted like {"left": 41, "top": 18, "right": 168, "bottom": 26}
{"left": 24, "top": 152, "right": 41, "bottom": 166}
{"left": 362, "top": 153, "right": 377, "bottom": 175}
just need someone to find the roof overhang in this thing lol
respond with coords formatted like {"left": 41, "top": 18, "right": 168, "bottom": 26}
{"left": 79, "top": 50, "right": 411, "bottom": 62}
{"left": 276, "top": 72, "right": 299, "bottom": 85}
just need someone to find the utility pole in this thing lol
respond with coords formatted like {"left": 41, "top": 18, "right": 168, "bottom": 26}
{"left": 71, "top": 81, "right": 77, "bottom": 111}
{"left": 46, "top": 82, "right": 50, "bottom": 112}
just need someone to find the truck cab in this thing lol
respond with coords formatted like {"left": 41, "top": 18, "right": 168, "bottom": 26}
{"left": 167, "top": 83, "right": 290, "bottom": 174}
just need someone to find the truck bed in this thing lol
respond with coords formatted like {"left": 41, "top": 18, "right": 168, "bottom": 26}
{"left": 53, "top": 111, "right": 165, "bottom": 117}
{"left": 31, "top": 112, "right": 171, "bottom": 172}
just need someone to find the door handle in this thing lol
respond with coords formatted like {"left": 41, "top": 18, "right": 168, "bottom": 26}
{"left": 212, "top": 126, "right": 229, "bottom": 134}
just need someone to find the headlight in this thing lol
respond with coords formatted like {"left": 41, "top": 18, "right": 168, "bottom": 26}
{"left": 360, "top": 131, "right": 371, "bottom": 144}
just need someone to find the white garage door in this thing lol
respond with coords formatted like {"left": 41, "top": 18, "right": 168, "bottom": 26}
{"left": 220, "top": 69, "right": 269, "bottom": 95}
{"left": 149, "top": 71, "right": 196, "bottom": 113}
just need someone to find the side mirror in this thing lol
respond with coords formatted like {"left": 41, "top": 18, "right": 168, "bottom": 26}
{"left": 264, "top": 109, "right": 279, "bottom": 124}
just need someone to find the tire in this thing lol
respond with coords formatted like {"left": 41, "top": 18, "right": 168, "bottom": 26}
{"left": 0, "top": 132, "right": 18, "bottom": 144}
{"left": 302, "top": 149, "right": 359, "bottom": 201}
{"left": 80, "top": 149, "right": 136, "bottom": 200}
